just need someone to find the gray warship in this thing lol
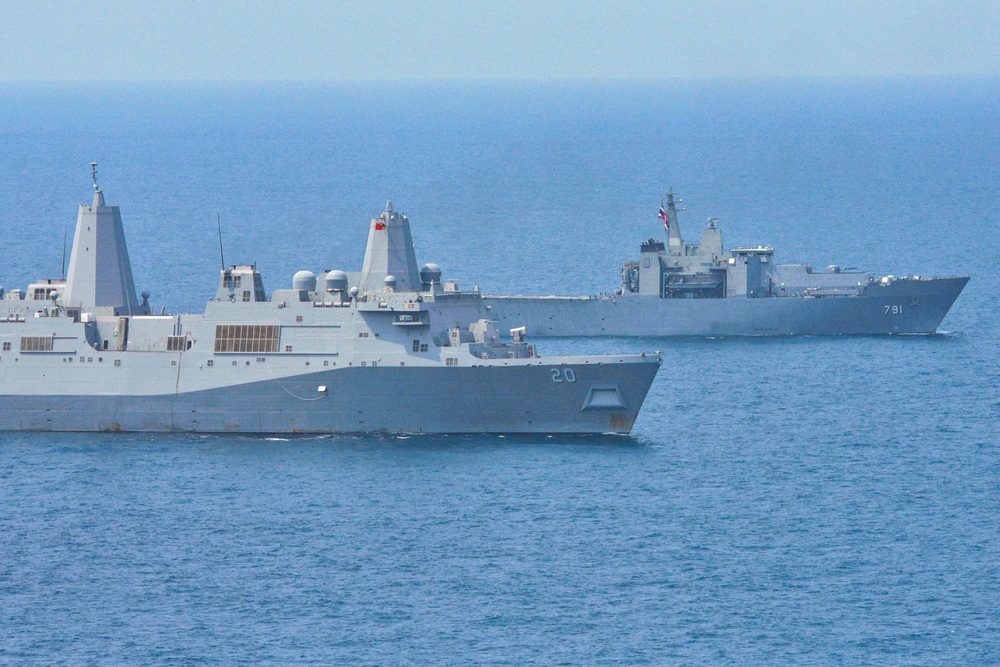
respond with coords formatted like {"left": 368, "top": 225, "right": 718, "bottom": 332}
{"left": 0, "top": 168, "right": 659, "bottom": 434}
{"left": 483, "top": 192, "right": 969, "bottom": 336}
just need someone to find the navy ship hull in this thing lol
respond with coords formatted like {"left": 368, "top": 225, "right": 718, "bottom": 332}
{"left": 0, "top": 360, "right": 658, "bottom": 434}
{"left": 1, "top": 177, "right": 661, "bottom": 436}
{"left": 484, "top": 276, "right": 969, "bottom": 337}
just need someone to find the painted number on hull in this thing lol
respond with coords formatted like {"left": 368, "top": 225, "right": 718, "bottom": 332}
{"left": 551, "top": 368, "right": 577, "bottom": 383}
{"left": 884, "top": 305, "right": 903, "bottom": 315}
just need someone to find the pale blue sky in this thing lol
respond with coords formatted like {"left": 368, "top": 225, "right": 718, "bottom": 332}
{"left": 2, "top": 1, "right": 998, "bottom": 81}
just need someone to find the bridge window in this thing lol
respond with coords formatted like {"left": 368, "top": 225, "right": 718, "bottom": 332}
{"left": 2, "top": 342, "right": 9, "bottom": 351}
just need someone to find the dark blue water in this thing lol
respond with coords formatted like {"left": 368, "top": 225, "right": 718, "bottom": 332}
{"left": 2, "top": 80, "right": 999, "bottom": 664}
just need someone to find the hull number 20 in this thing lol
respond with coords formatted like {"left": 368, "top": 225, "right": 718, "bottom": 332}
{"left": 551, "top": 368, "right": 577, "bottom": 383}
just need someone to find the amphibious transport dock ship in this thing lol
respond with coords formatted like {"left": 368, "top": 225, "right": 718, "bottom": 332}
{"left": 0, "top": 168, "right": 659, "bottom": 434}
{"left": 483, "top": 192, "right": 969, "bottom": 337}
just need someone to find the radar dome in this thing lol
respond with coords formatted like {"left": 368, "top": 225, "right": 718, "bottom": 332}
{"left": 384, "top": 275, "right": 397, "bottom": 289}
{"left": 326, "top": 270, "right": 348, "bottom": 292}
{"left": 292, "top": 270, "right": 317, "bottom": 291}
{"left": 348, "top": 286, "right": 359, "bottom": 299}
{"left": 420, "top": 263, "right": 442, "bottom": 287}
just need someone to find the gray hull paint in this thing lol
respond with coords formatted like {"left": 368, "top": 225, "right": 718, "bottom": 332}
{"left": 484, "top": 276, "right": 970, "bottom": 337}
{"left": 0, "top": 361, "right": 657, "bottom": 434}
{"left": 2, "top": 185, "right": 662, "bottom": 436}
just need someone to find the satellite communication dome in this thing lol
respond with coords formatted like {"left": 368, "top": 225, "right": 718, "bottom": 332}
{"left": 292, "top": 270, "right": 317, "bottom": 291}
{"left": 384, "top": 275, "right": 397, "bottom": 289}
{"left": 420, "top": 263, "right": 442, "bottom": 286}
{"left": 348, "top": 286, "right": 359, "bottom": 299}
{"left": 326, "top": 270, "right": 349, "bottom": 292}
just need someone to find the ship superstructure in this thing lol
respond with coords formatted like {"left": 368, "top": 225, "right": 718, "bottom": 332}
{"left": 0, "top": 169, "right": 659, "bottom": 433}
{"left": 483, "top": 191, "right": 969, "bottom": 336}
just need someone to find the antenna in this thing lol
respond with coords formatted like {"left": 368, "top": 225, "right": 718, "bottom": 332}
{"left": 90, "top": 162, "right": 99, "bottom": 191}
{"left": 61, "top": 228, "right": 67, "bottom": 280}
{"left": 217, "top": 213, "right": 226, "bottom": 271}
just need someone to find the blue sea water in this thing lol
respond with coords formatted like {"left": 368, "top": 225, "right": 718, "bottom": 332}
{"left": 1, "top": 79, "right": 999, "bottom": 664}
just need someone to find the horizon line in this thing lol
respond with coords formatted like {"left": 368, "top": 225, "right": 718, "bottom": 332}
{"left": 2, "top": 74, "right": 998, "bottom": 86}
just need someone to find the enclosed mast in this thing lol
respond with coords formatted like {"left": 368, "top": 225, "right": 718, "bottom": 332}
{"left": 61, "top": 164, "right": 146, "bottom": 315}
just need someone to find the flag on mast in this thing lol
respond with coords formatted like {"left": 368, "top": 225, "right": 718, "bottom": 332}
{"left": 658, "top": 202, "right": 669, "bottom": 234}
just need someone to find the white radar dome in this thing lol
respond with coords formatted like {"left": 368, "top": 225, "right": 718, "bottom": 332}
{"left": 326, "top": 270, "right": 349, "bottom": 292}
{"left": 293, "top": 270, "right": 317, "bottom": 291}
{"left": 420, "top": 263, "right": 442, "bottom": 286}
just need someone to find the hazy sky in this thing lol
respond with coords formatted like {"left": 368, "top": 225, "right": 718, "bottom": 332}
{"left": 2, "top": 1, "right": 998, "bottom": 82}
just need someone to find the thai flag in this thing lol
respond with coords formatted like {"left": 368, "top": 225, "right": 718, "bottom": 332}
{"left": 658, "top": 203, "right": 669, "bottom": 233}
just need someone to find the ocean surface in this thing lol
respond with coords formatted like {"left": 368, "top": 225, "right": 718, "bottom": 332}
{"left": 1, "top": 79, "right": 998, "bottom": 664}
